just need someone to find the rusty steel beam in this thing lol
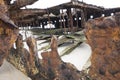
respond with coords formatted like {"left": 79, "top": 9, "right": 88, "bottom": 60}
{"left": 17, "top": 18, "right": 34, "bottom": 23}
{"left": 48, "top": 1, "right": 103, "bottom": 13}
{"left": 10, "top": 0, "right": 38, "bottom": 10}
{"left": 20, "top": 9, "right": 47, "bottom": 15}
{"left": 10, "top": 9, "right": 46, "bottom": 20}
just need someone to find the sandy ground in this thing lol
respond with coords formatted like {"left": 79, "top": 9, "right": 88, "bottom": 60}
{"left": 61, "top": 42, "right": 92, "bottom": 71}
{"left": 0, "top": 60, "right": 31, "bottom": 80}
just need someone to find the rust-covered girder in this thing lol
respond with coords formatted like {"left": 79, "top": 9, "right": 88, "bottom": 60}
{"left": 17, "top": 18, "right": 34, "bottom": 23}
{"left": 48, "top": 1, "right": 104, "bottom": 14}
{"left": 104, "top": 7, "right": 120, "bottom": 14}
{"left": 10, "top": 0, "right": 38, "bottom": 10}
{"left": 10, "top": 9, "right": 47, "bottom": 20}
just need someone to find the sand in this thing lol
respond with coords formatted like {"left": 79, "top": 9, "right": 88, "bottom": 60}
{"left": 61, "top": 42, "right": 92, "bottom": 71}
{"left": 0, "top": 60, "right": 31, "bottom": 80}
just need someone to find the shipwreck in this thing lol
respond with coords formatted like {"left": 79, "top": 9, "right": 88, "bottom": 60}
{"left": 0, "top": 0, "right": 120, "bottom": 80}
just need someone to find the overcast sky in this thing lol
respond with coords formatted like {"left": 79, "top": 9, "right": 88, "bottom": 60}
{"left": 26, "top": 0, "right": 120, "bottom": 9}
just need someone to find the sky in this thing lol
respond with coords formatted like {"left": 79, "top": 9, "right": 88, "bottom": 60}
{"left": 26, "top": 0, "right": 120, "bottom": 9}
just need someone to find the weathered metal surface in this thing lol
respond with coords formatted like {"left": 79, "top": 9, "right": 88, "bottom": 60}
{"left": 8, "top": 35, "right": 90, "bottom": 80}
{"left": 0, "top": 0, "right": 18, "bottom": 28}
{"left": 8, "top": 35, "right": 39, "bottom": 76}
{"left": 26, "top": 37, "right": 37, "bottom": 66}
{"left": 0, "top": 12, "right": 18, "bottom": 28}
{"left": 85, "top": 13, "right": 120, "bottom": 80}
{"left": 26, "top": 36, "right": 39, "bottom": 76}
{"left": 40, "top": 35, "right": 85, "bottom": 80}
{"left": 0, "top": 19, "right": 18, "bottom": 66}
{"left": 0, "top": 0, "right": 19, "bottom": 66}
